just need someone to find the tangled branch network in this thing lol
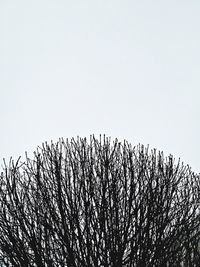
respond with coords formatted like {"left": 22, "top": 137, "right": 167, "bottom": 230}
{"left": 0, "top": 135, "right": 200, "bottom": 266}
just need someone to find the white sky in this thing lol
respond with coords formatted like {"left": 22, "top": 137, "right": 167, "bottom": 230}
{"left": 0, "top": 0, "right": 199, "bottom": 173}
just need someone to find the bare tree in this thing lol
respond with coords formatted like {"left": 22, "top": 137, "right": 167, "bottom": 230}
{"left": 0, "top": 136, "right": 200, "bottom": 266}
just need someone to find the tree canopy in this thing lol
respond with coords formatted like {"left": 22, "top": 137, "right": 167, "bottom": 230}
{"left": 0, "top": 136, "right": 200, "bottom": 266}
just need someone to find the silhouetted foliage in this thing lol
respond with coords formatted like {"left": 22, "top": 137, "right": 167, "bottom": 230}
{"left": 0, "top": 136, "right": 200, "bottom": 266}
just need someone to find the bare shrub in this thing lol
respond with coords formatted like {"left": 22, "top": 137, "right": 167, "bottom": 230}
{"left": 0, "top": 136, "right": 200, "bottom": 266}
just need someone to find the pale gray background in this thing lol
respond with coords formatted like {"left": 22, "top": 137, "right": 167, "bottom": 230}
{"left": 0, "top": 0, "right": 199, "bottom": 172}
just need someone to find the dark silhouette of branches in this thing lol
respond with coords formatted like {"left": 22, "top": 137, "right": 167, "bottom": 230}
{"left": 0, "top": 135, "right": 200, "bottom": 266}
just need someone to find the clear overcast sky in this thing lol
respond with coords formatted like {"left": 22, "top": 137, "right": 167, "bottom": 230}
{"left": 0, "top": 0, "right": 199, "bottom": 173}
